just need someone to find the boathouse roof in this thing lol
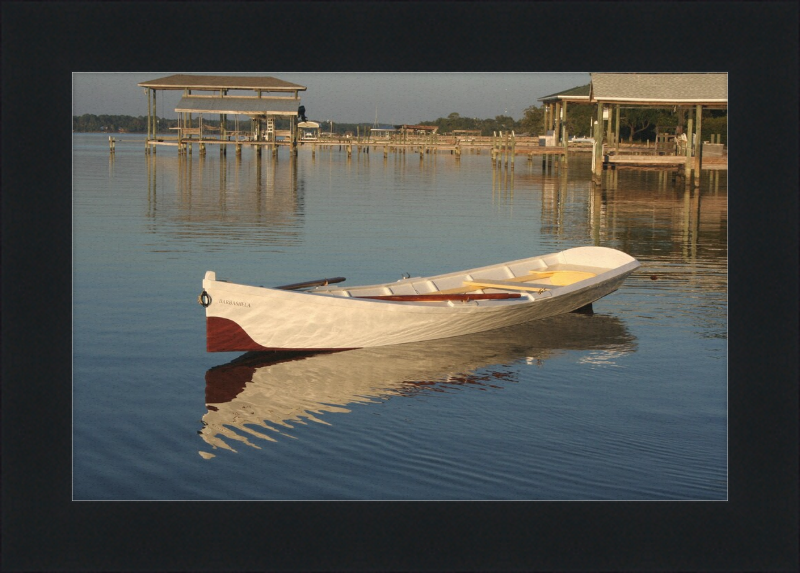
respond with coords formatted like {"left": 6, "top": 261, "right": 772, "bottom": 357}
{"left": 138, "top": 74, "right": 307, "bottom": 93}
{"left": 589, "top": 73, "right": 727, "bottom": 107}
{"left": 175, "top": 95, "right": 300, "bottom": 116}
{"left": 538, "top": 84, "right": 591, "bottom": 103}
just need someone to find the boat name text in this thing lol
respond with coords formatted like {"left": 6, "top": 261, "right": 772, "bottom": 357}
{"left": 218, "top": 299, "right": 251, "bottom": 308}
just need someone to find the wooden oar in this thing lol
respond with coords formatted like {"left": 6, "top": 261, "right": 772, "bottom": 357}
{"left": 357, "top": 293, "right": 522, "bottom": 302}
{"left": 276, "top": 277, "right": 346, "bottom": 290}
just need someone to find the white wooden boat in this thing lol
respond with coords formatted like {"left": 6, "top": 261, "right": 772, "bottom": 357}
{"left": 198, "top": 246, "right": 640, "bottom": 352}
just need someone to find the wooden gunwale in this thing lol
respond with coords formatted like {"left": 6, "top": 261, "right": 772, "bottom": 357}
{"left": 356, "top": 293, "right": 523, "bottom": 302}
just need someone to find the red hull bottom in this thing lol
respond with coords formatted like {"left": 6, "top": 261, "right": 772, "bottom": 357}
{"left": 206, "top": 317, "right": 357, "bottom": 353}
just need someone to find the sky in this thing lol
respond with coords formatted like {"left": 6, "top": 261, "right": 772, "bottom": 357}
{"left": 72, "top": 72, "right": 590, "bottom": 125}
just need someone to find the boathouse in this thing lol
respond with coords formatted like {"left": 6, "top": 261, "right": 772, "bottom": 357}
{"left": 587, "top": 73, "right": 727, "bottom": 183}
{"left": 538, "top": 84, "right": 591, "bottom": 146}
{"left": 137, "top": 74, "right": 307, "bottom": 154}
{"left": 370, "top": 127, "right": 397, "bottom": 140}
{"left": 298, "top": 121, "right": 320, "bottom": 141}
{"left": 396, "top": 124, "right": 439, "bottom": 137}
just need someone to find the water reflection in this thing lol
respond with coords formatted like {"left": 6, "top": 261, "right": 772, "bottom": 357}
{"left": 491, "top": 163, "right": 514, "bottom": 199}
{"left": 508, "top": 160, "right": 728, "bottom": 301}
{"left": 199, "top": 313, "right": 636, "bottom": 456}
{"left": 145, "top": 151, "right": 304, "bottom": 248}
{"left": 588, "top": 170, "right": 727, "bottom": 270}
{"left": 138, "top": 148, "right": 725, "bottom": 274}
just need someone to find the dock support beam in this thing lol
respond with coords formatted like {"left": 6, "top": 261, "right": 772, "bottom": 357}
{"left": 684, "top": 116, "right": 693, "bottom": 183}
{"left": 592, "top": 103, "right": 604, "bottom": 183}
{"left": 694, "top": 104, "right": 703, "bottom": 188}
{"left": 554, "top": 102, "right": 561, "bottom": 147}
{"left": 146, "top": 88, "right": 151, "bottom": 152}
{"left": 561, "top": 101, "right": 568, "bottom": 168}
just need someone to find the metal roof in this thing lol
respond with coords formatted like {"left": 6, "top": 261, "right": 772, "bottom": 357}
{"left": 175, "top": 96, "right": 301, "bottom": 116}
{"left": 539, "top": 84, "right": 591, "bottom": 102}
{"left": 138, "top": 74, "right": 306, "bottom": 92}
{"left": 589, "top": 73, "right": 727, "bottom": 105}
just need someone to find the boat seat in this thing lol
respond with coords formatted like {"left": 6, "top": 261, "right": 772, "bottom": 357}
{"left": 536, "top": 270, "right": 596, "bottom": 285}
{"left": 432, "top": 270, "right": 598, "bottom": 295}
{"left": 463, "top": 279, "right": 557, "bottom": 292}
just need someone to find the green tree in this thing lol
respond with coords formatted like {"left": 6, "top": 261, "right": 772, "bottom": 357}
{"left": 519, "top": 105, "right": 544, "bottom": 136}
{"left": 619, "top": 108, "right": 661, "bottom": 142}
{"left": 563, "top": 104, "right": 594, "bottom": 138}
{"left": 702, "top": 115, "right": 727, "bottom": 146}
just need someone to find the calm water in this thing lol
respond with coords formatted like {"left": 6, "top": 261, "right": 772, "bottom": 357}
{"left": 73, "top": 134, "right": 727, "bottom": 500}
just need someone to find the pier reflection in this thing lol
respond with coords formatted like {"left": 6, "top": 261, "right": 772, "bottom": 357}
{"left": 515, "top": 158, "right": 728, "bottom": 305}
{"left": 145, "top": 151, "right": 304, "bottom": 248}
{"left": 199, "top": 313, "right": 636, "bottom": 456}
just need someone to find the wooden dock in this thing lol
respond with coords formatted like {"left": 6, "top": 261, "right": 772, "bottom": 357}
{"left": 603, "top": 153, "right": 726, "bottom": 171}
{"left": 606, "top": 154, "right": 687, "bottom": 167}
{"left": 114, "top": 134, "right": 725, "bottom": 174}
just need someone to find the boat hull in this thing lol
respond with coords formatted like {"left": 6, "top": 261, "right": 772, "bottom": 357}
{"left": 201, "top": 246, "right": 640, "bottom": 351}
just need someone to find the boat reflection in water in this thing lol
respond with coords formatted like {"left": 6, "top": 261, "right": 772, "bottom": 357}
{"left": 199, "top": 312, "right": 636, "bottom": 456}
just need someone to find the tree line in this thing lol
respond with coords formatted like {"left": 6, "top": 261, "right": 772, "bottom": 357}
{"left": 74, "top": 107, "right": 726, "bottom": 144}
{"left": 72, "top": 114, "right": 255, "bottom": 134}
{"left": 418, "top": 107, "right": 726, "bottom": 144}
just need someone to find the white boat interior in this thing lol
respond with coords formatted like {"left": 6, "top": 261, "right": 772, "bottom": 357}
{"left": 310, "top": 252, "right": 615, "bottom": 306}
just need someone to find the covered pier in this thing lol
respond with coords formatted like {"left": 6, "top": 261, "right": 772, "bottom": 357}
{"left": 538, "top": 83, "right": 592, "bottom": 164}
{"left": 137, "top": 74, "right": 307, "bottom": 156}
{"left": 587, "top": 73, "right": 727, "bottom": 186}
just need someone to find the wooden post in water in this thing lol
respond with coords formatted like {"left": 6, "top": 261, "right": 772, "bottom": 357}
{"left": 561, "top": 101, "right": 569, "bottom": 168}
{"left": 146, "top": 88, "right": 151, "bottom": 153}
{"left": 151, "top": 90, "right": 157, "bottom": 155}
{"left": 222, "top": 99, "right": 228, "bottom": 157}
{"left": 186, "top": 89, "right": 192, "bottom": 156}
{"left": 694, "top": 104, "right": 703, "bottom": 188}
{"left": 223, "top": 115, "right": 228, "bottom": 157}
{"left": 543, "top": 105, "right": 548, "bottom": 135}
{"left": 592, "top": 104, "right": 604, "bottom": 183}
{"left": 291, "top": 116, "right": 297, "bottom": 156}
{"left": 554, "top": 102, "right": 561, "bottom": 148}
{"left": 614, "top": 104, "right": 621, "bottom": 153}
{"left": 684, "top": 116, "right": 693, "bottom": 183}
